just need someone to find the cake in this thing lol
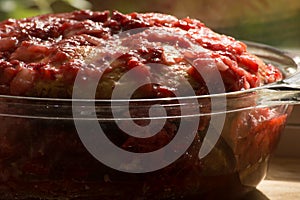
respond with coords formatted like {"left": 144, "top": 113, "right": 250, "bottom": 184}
{"left": 0, "top": 10, "right": 289, "bottom": 199}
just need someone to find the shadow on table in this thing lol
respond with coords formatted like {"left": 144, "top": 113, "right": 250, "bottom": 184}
{"left": 239, "top": 189, "right": 270, "bottom": 200}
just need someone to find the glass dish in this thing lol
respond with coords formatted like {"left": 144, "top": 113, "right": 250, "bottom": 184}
{"left": 0, "top": 42, "right": 298, "bottom": 199}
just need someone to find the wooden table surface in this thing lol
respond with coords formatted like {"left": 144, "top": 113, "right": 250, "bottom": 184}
{"left": 241, "top": 157, "right": 300, "bottom": 200}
